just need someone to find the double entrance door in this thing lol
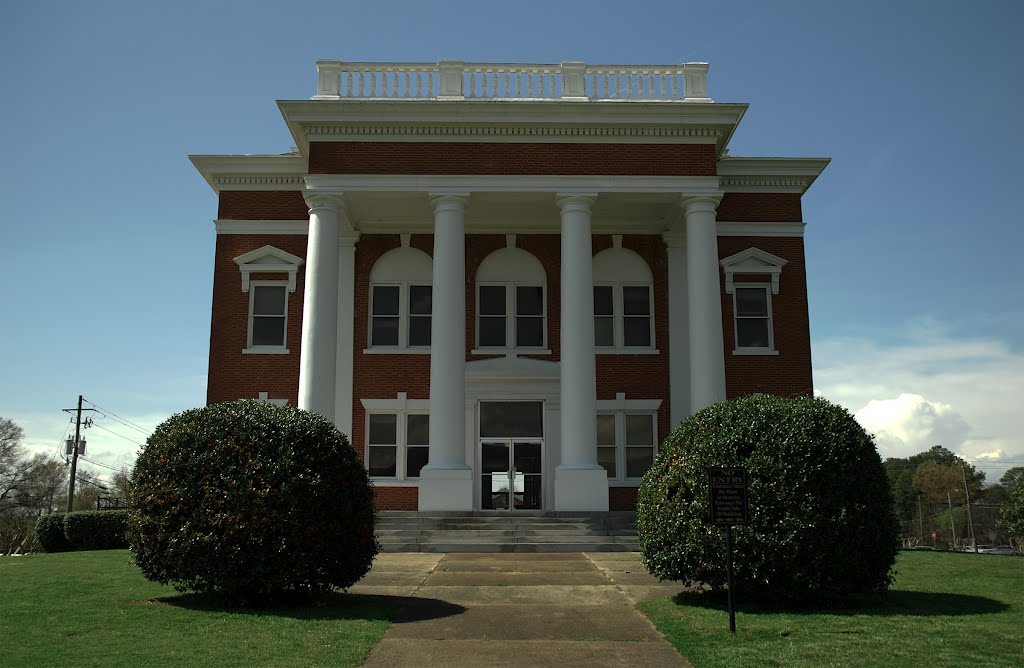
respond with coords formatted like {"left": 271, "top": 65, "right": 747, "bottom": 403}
{"left": 481, "top": 440, "right": 542, "bottom": 510}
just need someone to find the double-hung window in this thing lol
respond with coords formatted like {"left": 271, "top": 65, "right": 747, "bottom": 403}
{"left": 248, "top": 282, "right": 288, "bottom": 350}
{"left": 596, "top": 411, "right": 657, "bottom": 480}
{"left": 370, "top": 284, "right": 431, "bottom": 348}
{"left": 477, "top": 284, "right": 545, "bottom": 349}
{"left": 732, "top": 284, "right": 773, "bottom": 351}
{"left": 366, "top": 412, "right": 430, "bottom": 479}
{"left": 594, "top": 285, "right": 653, "bottom": 349}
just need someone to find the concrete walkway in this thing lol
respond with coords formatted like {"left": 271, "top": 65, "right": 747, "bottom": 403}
{"left": 352, "top": 552, "right": 692, "bottom": 667}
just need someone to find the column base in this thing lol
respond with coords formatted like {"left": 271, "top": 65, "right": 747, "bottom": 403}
{"left": 418, "top": 468, "right": 474, "bottom": 511}
{"left": 554, "top": 467, "right": 609, "bottom": 511}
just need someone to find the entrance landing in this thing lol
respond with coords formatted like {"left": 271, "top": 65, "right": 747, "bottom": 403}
{"left": 356, "top": 552, "right": 691, "bottom": 667}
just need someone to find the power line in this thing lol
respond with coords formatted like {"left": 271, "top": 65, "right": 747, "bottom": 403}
{"left": 89, "top": 421, "right": 146, "bottom": 447}
{"left": 78, "top": 455, "right": 122, "bottom": 472}
{"left": 83, "top": 399, "right": 151, "bottom": 436}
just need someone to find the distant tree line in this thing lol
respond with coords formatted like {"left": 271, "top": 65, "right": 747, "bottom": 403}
{"left": 0, "top": 417, "right": 132, "bottom": 554}
{"left": 884, "top": 444, "right": 1023, "bottom": 550}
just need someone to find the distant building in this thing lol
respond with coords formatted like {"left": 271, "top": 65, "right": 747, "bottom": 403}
{"left": 191, "top": 59, "right": 828, "bottom": 513}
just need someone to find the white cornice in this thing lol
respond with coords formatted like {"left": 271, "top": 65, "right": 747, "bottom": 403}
{"left": 303, "top": 124, "right": 722, "bottom": 144}
{"left": 305, "top": 174, "right": 723, "bottom": 195}
{"left": 719, "top": 176, "right": 809, "bottom": 193}
{"left": 215, "top": 220, "right": 309, "bottom": 235}
{"left": 717, "top": 156, "right": 830, "bottom": 194}
{"left": 189, "top": 154, "right": 308, "bottom": 193}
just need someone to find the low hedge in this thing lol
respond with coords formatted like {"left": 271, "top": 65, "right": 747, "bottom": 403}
{"left": 34, "top": 510, "right": 129, "bottom": 552}
{"left": 34, "top": 512, "right": 71, "bottom": 553}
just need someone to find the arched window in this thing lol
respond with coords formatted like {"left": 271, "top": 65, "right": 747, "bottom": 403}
{"left": 475, "top": 242, "right": 548, "bottom": 352}
{"left": 592, "top": 241, "right": 655, "bottom": 351}
{"left": 368, "top": 245, "right": 432, "bottom": 350}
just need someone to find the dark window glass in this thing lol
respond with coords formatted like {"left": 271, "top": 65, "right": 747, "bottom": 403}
{"left": 735, "top": 287, "right": 768, "bottom": 317}
{"left": 595, "top": 317, "right": 614, "bottom": 347}
{"left": 625, "top": 415, "right": 654, "bottom": 445}
{"left": 253, "top": 286, "right": 286, "bottom": 315}
{"left": 406, "top": 446, "right": 428, "bottom": 478}
{"left": 593, "top": 286, "right": 613, "bottom": 315}
{"left": 736, "top": 319, "right": 770, "bottom": 348}
{"left": 625, "top": 447, "right": 654, "bottom": 478}
{"left": 516, "top": 286, "right": 543, "bottom": 316}
{"left": 371, "top": 317, "right": 399, "bottom": 346}
{"left": 252, "top": 317, "right": 285, "bottom": 346}
{"left": 479, "top": 317, "right": 506, "bottom": 347}
{"left": 408, "top": 317, "right": 431, "bottom": 346}
{"left": 516, "top": 316, "right": 544, "bottom": 347}
{"left": 480, "top": 402, "right": 543, "bottom": 438}
{"left": 596, "top": 415, "right": 616, "bottom": 445}
{"left": 598, "top": 447, "right": 617, "bottom": 478}
{"left": 409, "top": 285, "right": 432, "bottom": 314}
{"left": 623, "top": 286, "right": 650, "bottom": 315}
{"left": 368, "top": 414, "right": 397, "bottom": 445}
{"left": 372, "top": 286, "right": 400, "bottom": 315}
{"left": 368, "top": 446, "right": 397, "bottom": 477}
{"left": 479, "top": 285, "right": 506, "bottom": 315}
{"left": 406, "top": 414, "right": 429, "bottom": 446}
{"left": 623, "top": 317, "right": 651, "bottom": 347}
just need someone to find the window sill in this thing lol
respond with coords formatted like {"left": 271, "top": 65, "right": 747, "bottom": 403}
{"left": 733, "top": 348, "right": 779, "bottom": 356}
{"left": 362, "top": 348, "right": 431, "bottom": 355}
{"left": 596, "top": 348, "right": 661, "bottom": 355}
{"left": 242, "top": 347, "right": 290, "bottom": 355}
{"left": 471, "top": 348, "right": 553, "bottom": 356}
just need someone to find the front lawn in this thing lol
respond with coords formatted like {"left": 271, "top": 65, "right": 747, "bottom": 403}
{"left": 639, "top": 550, "right": 1023, "bottom": 667}
{"left": 0, "top": 550, "right": 396, "bottom": 668}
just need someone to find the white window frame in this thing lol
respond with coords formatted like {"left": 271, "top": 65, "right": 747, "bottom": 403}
{"left": 595, "top": 394, "right": 661, "bottom": 484}
{"left": 361, "top": 394, "right": 430, "bottom": 482}
{"left": 594, "top": 283, "right": 655, "bottom": 351}
{"left": 244, "top": 281, "right": 289, "bottom": 354}
{"left": 719, "top": 247, "right": 786, "bottom": 356}
{"left": 474, "top": 282, "right": 548, "bottom": 353}
{"left": 731, "top": 282, "right": 778, "bottom": 355}
{"left": 367, "top": 282, "right": 432, "bottom": 351}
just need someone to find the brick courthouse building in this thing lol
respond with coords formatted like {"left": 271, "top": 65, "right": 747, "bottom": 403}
{"left": 191, "top": 60, "right": 828, "bottom": 513}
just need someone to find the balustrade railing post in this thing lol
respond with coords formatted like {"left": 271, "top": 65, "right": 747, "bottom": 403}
{"left": 313, "top": 60, "right": 343, "bottom": 99}
{"left": 561, "top": 61, "right": 588, "bottom": 100}
{"left": 681, "top": 63, "right": 712, "bottom": 102}
{"left": 438, "top": 60, "right": 465, "bottom": 99}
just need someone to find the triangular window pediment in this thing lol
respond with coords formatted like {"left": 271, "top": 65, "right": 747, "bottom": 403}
{"left": 234, "top": 245, "right": 305, "bottom": 292}
{"left": 720, "top": 247, "right": 787, "bottom": 294}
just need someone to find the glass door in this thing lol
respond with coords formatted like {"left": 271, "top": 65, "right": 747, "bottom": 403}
{"left": 480, "top": 440, "right": 542, "bottom": 510}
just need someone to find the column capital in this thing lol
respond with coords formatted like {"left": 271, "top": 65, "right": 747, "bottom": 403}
{"left": 339, "top": 230, "right": 361, "bottom": 248}
{"left": 556, "top": 193, "right": 598, "bottom": 213}
{"left": 304, "top": 193, "right": 346, "bottom": 213}
{"left": 679, "top": 194, "right": 722, "bottom": 215}
{"left": 662, "top": 230, "right": 686, "bottom": 249}
{"left": 428, "top": 193, "right": 470, "bottom": 214}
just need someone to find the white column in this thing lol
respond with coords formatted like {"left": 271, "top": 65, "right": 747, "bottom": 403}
{"left": 419, "top": 193, "right": 473, "bottom": 511}
{"left": 663, "top": 230, "right": 691, "bottom": 428}
{"left": 683, "top": 196, "right": 727, "bottom": 412}
{"left": 333, "top": 231, "right": 360, "bottom": 437}
{"left": 298, "top": 195, "right": 345, "bottom": 420}
{"left": 555, "top": 194, "right": 608, "bottom": 512}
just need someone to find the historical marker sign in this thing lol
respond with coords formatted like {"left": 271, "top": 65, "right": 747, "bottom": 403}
{"left": 709, "top": 467, "right": 749, "bottom": 526}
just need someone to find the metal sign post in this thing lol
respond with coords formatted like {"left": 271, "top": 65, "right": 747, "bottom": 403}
{"left": 710, "top": 467, "right": 749, "bottom": 634}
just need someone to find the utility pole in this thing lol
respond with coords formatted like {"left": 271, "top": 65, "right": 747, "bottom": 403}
{"left": 963, "top": 465, "right": 978, "bottom": 553}
{"left": 917, "top": 495, "right": 924, "bottom": 543}
{"left": 947, "top": 492, "right": 958, "bottom": 550}
{"left": 62, "top": 395, "right": 95, "bottom": 513}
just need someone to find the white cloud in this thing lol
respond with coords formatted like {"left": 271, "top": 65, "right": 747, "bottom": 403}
{"left": 813, "top": 321, "right": 1024, "bottom": 481}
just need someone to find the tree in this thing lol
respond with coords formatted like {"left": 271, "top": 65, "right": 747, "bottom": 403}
{"left": 1000, "top": 467, "right": 1024, "bottom": 489}
{"left": 0, "top": 417, "right": 28, "bottom": 504}
{"left": 996, "top": 479, "right": 1024, "bottom": 548}
{"left": 912, "top": 461, "right": 980, "bottom": 504}
{"left": 111, "top": 467, "right": 133, "bottom": 504}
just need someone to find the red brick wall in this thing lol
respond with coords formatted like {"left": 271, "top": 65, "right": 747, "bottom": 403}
{"left": 717, "top": 193, "right": 803, "bottom": 222}
{"left": 373, "top": 486, "right": 418, "bottom": 511}
{"left": 207, "top": 234, "right": 307, "bottom": 406}
{"left": 309, "top": 142, "right": 717, "bottom": 176}
{"left": 610, "top": 487, "right": 639, "bottom": 511}
{"left": 718, "top": 236, "right": 813, "bottom": 399}
{"left": 218, "top": 191, "right": 308, "bottom": 220}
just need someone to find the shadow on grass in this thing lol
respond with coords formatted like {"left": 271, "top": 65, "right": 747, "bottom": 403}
{"left": 145, "top": 592, "right": 466, "bottom": 623}
{"left": 670, "top": 589, "right": 1010, "bottom": 617}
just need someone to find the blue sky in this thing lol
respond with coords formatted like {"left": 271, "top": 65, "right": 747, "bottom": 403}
{"left": 2, "top": 0, "right": 1021, "bottom": 483}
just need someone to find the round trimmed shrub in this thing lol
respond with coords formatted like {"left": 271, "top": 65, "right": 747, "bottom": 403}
{"left": 637, "top": 394, "right": 898, "bottom": 602}
{"left": 130, "top": 400, "right": 377, "bottom": 603}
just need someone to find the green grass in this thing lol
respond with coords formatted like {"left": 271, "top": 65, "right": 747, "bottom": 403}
{"left": 639, "top": 551, "right": 1023, "bottom": 667}
{"left": 0, "top": 550, "right": 397, "bottom": 667}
